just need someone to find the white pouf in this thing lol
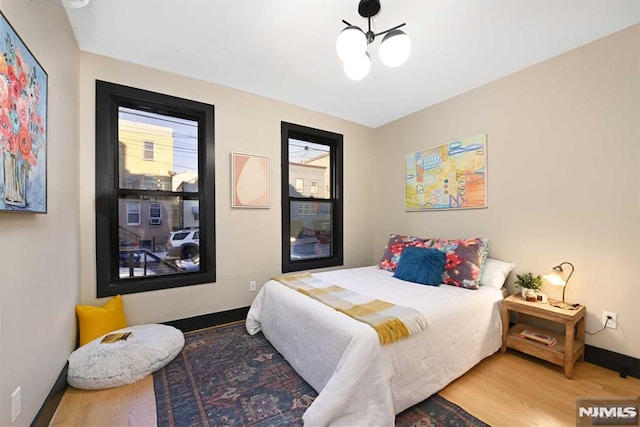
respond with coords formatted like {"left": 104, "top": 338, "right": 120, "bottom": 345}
{"left": 67, "top": 324, "right": 184, "bottom": 390}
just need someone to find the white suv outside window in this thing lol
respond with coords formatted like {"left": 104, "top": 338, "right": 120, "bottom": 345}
{"left": 166, "top": 229, "right": 199, "bottom": 259}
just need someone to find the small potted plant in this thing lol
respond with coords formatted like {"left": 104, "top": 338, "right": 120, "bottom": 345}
{"left": 514, "top": 272, "right": 543, "bottom": 300}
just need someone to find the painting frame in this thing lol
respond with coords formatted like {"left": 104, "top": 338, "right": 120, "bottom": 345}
{"left": 0, "top": 11, "right": 48, "bottom": 213}
{"left": 231, "top": 152, "right": 271, "bottom": 209}
{"left": 405, "top": 134, "right": 487, "bottom": 212}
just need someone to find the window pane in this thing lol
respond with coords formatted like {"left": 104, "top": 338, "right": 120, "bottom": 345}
{"left": 149, "top": 202, "right": 161, "bottom": 217}
{"left": 143, "top": 141, "right": 155, "bottom": 160}
{"left": 126, "top": 202, "right": 140, "bottom": 225}
{"left": 118, "top": 108, "right": 199, "bottom": 191}
{"left": 118, "top": 195, "right": 200, "bottom": 279}
{"left": 149, "top": 202, "right": 162, "bottom": 225}
{"left": 288, "top": 139, "right": 330, "bottom": 199}
{"left": 290, "top": 201, "right": 332, "bottom": 260}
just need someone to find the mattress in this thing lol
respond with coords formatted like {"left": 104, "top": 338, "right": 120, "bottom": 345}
{"left": 246, "top": 266, "right": 503, "bottom": 426}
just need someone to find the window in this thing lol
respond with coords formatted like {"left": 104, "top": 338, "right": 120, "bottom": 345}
{"left": 149, "top": 202, "right": 162, "bottom": 225}
{"left": 297, "top": 203, "right": 318, "bottom": 216}
{"left": 143, "top": 141, "right": 155, "bottom": 160}
{"left": 126, "top": 202, "right": 140, "bottom": 225}
{"left": 281, "top": 122, "right": 343, "bottom": 272}
{"left": 96, "top": 81, "right": 215, "bottom": 297}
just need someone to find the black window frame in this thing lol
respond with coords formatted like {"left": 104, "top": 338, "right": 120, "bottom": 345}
{"left": 281, "top": 122, "right": 343, "bottom": 273}
{"left": 95, "top": 80, "right": 216, "bottom": 297}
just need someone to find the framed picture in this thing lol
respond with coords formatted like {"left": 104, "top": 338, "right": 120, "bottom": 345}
{"left": 405, "top": 134, "right": 487, "bottom": 211}
{"left": 231, "top": 152, "right": 270, "bottom": 208}
{"left": 0, "top": 11, "right": 47, "bottom": 213}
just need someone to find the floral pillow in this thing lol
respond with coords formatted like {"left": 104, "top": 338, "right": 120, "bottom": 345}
{"left": 430, "top": 238, "right": 489, "bottom": 289}
{"left": 378, "top": 234, "right": 434, "bottom": 272}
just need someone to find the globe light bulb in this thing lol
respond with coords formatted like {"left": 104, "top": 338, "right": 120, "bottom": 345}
{"left": 379, "top": 29, "right": 411, "bottom": 67}
{"left": 336, "top": 26, "right": 367, "bottom": 62}
{"left": 343, "top": 52, "right": 371, "bottom": 81}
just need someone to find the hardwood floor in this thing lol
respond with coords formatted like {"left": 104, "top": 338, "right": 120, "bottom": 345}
{"left": 439, "top": 352, "right": 640, "bottom": 426}
{"left": 50, "top": 351, "right": 640, "bottom": 426}
{"left": 50, "top": 376, "right": 156, "bottom": 427}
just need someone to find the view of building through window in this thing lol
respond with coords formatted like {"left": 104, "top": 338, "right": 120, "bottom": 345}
{"left": 288, "top": 139, "right": 332, "bottom": 261}
{"left": 117, "top": 107, "right": 201, "bottom": 278}
{"left": 96, "top": 81, "right": 215, "bottom": 296}
{"left": 280, "top": 122, "right": 342, "bottom": 273}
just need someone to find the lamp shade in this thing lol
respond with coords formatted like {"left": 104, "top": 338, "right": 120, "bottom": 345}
{"left": 336, "top": 26, "right": 367, "bottom": 62}
{"left": 545, "top": 269, "right": 566, "bottom": 286}
{"left": 379, "top": 29, "right": 411, "bottom": 67}
{"left": 343, "top": 52, "right": 371, "bottom": 81}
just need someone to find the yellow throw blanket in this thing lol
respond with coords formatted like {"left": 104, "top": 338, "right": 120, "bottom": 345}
{"left": 273, "top": 273, "right": 428, "bottom": 344}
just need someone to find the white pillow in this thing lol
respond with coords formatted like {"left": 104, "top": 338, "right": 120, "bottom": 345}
{"left": 480, "top": 257, "right": 516, "bottom": 289}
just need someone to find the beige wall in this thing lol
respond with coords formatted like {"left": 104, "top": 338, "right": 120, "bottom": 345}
{"left": 374, "top": 25, "right": 640, "bottom": 358}
{"left": 0, "top": 0, "right": 80, "bottom": 425}
{"left": 78, "top": 53, "right": 376, "bottom": 325}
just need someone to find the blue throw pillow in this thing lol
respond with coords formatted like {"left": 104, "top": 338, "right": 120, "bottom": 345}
{"left": 393, "top": 246, "right": 446, "bottom": 286}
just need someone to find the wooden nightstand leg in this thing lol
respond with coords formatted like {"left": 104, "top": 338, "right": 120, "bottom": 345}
{"left": 564, "top": 321, "right": 575, "bottom": 379}
{"left": 501, "top": 304, "right": 509, "bottom": 353}
{"left": 577, "top": 317, "right": 586, "bottom": 362}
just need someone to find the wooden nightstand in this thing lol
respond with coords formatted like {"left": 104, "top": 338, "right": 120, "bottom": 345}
{"left": 501, "top": 294, "right": 586, "bottom": 379}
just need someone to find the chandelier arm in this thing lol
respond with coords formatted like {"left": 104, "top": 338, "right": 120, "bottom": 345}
{"left": 374, "top": 22, "right": 406, "bottom": 37}
{"left": 342, "top": 19, "right": 352, "bottom": 26}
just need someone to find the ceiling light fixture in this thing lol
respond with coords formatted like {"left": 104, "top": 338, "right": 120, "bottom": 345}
{"left": 336, "top": 0, "right": 410, "bottom": 80}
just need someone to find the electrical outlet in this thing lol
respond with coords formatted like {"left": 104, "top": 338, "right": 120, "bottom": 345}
{"left": 11, "top": 386, "right": 21, "bottom": 423}
{"left": 602, "top": 311, "right": 617, "bottom": 329}
{"left": 249, "top": 280, "right": 257, "bottom": 292}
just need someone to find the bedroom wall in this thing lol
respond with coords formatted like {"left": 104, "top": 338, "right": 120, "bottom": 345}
{"left": 0, "top": 1, "right": 80, "bottom": 425}
{"left": 78, "top": 53, "right": 376, "bottom": 325}
{"left": 373, "top": 25, "right": 639, "bottom": 359}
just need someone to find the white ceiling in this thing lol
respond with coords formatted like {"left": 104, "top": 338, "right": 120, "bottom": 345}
{"left": 62, "top": 0, "right": 640, "bottom": 128}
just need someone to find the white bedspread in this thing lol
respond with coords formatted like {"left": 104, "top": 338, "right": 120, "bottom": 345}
{"left": 246, "top": 266, "right": 503, "bottom": 426}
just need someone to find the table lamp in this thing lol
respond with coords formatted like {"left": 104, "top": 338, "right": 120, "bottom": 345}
{"left": 544, "top": 262, "right": 576, "bottom": 310}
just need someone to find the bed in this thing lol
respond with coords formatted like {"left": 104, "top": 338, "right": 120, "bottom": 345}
{"left": 246, "top": 235, "right": 513, "bottom": 426}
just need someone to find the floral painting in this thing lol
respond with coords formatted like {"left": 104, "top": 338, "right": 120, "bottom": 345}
{"left": 0, "top": 12, "right": 47, "bottom": 213}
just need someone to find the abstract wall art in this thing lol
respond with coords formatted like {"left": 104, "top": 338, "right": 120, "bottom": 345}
{"left": 231, "top": 152, "right": 270, "bottom": 208}
{"left": 405, "top": 134, "right": 487, "bottom": 211}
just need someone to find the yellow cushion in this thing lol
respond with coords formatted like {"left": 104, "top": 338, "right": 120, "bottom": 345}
{"left": 76, "top": 295, "right": 128, "bottom": 346}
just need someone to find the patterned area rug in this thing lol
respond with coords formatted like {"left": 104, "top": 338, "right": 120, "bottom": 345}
{"left": 153, "top": 322, "right": 488, "bottom": 427}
